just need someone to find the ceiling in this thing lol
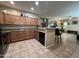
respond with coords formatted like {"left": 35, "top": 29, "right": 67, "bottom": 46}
{"left": 0, "top": 1, "right": 79, "bottom": 17}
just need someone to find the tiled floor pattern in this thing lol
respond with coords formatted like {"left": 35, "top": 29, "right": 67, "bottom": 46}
{"left": 4, "top": 33, "right": 79, "bottom": 58}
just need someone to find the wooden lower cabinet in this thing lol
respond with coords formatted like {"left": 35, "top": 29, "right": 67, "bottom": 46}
{"left": 9, "top": 30, "right": 35, "bottom": 43}
{"left": 24, "top": 31, "right": 30, "bottom": 39}
{"left": 18, "top": 31, "right": 25, "bottom": 41}
{"left": 34, "top": 31, "right": 39, "bottom": 40}
{"left": 9, "top": 31, "right": 19, "bottom": 42}
{"left": 30, "top": 30, "right": 34, "bottom": 39}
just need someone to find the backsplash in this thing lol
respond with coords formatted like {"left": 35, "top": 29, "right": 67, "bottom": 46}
{"left": 0, "top": 24, "right": 37, "bottom": 30}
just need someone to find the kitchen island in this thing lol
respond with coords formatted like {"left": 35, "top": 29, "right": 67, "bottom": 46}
{"left": 35, "top": 27, "right": 55, "bottom": 48}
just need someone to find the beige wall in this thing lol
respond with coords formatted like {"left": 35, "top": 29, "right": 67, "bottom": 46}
{"left": 65, "top": 25, "right": 79, "bottom": 32}
{"left": 48, "top": 17, "right": 79, "bottom": 32}
{"left": 0, "top": 6, "right": 39, "bottom": 18}
{"left": 48, "top": 17, "right": 63, "bottom": 26}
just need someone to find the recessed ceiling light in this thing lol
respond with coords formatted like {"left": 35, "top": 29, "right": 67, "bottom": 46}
{"left": 10, "top": 1, "right": 15, "bottom": 5}
{"left": 31, "top": 7, "right": 34, "bottom": 10}
{"left": 35, "top": 1, "right": 39, "bottom": 6}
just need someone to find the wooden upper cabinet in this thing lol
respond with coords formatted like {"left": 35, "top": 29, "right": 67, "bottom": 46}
{"left": 26, "top": 17, "right": 31, "bottom": 25}
{"left": 4, "top": 13, "right": 38, "bottom": 25}
{"left": 24, "top": 17, "right": 28, "bottom": 25}
{"left": 23, "top": 17, "right": 38, "bottom": 25}
{"left": 33, "top": 18, "right": 38, "bottom": 25}
{"left": 14, "top": 16, "right": 19, "bottom": 24}
{"left": 34, "top": 18, "right": 38, "bottom": 25}
{"left": 5, "top": 14, "right": 20, "bottom": 25}
{"left": 18, "top": 16, "right": 28, "bottom": 25}
{"left": 31, "top": 18, "right": 38, "bottom": 25}
{"left": 30, "top": 18, "right": 35, "bottom": 25}
{"left": 0, "top": 12, "right": 5, "bottom": 24}
{"left": 18, "top": 16, "right": 24, "bottom": 25}
{"left": 27, "top": 18, "right": 38, "bottom": 25}
{"left": 5, "top": 14, "right": 12, "bottom": 24}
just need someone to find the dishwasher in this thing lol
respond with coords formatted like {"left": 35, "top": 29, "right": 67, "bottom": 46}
{"left": 39, "top": 32, "right": 45, "bottom": 46}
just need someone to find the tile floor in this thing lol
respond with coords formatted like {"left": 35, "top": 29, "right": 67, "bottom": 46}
{"left": 4, "top": 33, "right": 79, "bottom": 58}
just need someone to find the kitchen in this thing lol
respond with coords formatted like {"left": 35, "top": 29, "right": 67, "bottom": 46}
{"left": 0, "top": 1, "right": 79, "bottom": 58}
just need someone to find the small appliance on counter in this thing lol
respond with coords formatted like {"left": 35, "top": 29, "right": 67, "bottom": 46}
{"left": 48, "top": 21, "right": 58, "bottom": 28}
{"left": 39, "top": 18, "right": 48, "bottom": 27}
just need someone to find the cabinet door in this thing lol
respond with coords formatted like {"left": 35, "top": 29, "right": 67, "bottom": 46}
{"left": 10, "top": 15, "right": 16, "bottom": 24}
{"left": 19, "top": 16, "right": 25, "bottom": 25}
{"left": 30, "top": 30, "right": 34, "bottom": 39}
{"left": 30, "top": 18, "right": 34, "bottom": 25}
{"left": 30, "top": 18, "right": 38, "bottom": 25}
{"left": 29, "top": 18, "right": 38, "bottom": 25}
{"left": 34, "top": 18, "right": 38, "bottom": 25}
{"left": 23, "top": 17, "right": 27, "bottom": 25}
{"left": 24, "top": 31, "right": 30, "bottom": 39}
{"left": 10, "top": 32, "right": 19, "bottom": 42}
{"left": 5, "top": 14, "right": 12, "bottom": 24}
{"left": 0, "top": 12, "right": 4, "bottom": 24}
{"left": 27, "top": 18, "right": 31, "bottom": 25}
{"left": 10, "top": 31, "right": 25, "bottom": 42}
{"left": 15, "top": 16, "right": 19, "bottom": 24}
{"left": 24, "top": 17, "right": 27, "bottom": 25}
{"left": 5, "top": 13, "right": 25, "bottom": 25}
{"left": 11, "top": 15, "right": 19, "bottom": 24}
{"left": 18, "top": 31, "right": 25, "bottom": 41}
{"left": 25, "top": 30, "right": 34, "bottom": 39}
{"left": 5, "top": 14, "right": 19, "bottom": 24}
{"left": 34, "top": 31, "right": 39, "bottom": 40}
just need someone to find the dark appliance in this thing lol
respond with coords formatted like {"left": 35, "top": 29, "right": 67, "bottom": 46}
{"left": 72, "top": 21, "right": 78, "bottom": 24}
{"left": 39, "top": 32, "right": 45, "bottom": 46}
{"left": 40, "top": 18, "right": 48, "bottom": 27}
{"left": 77, "top": 33, "right": 79, "bottom": 41}
{"left": 0, "top": 32, "right": 9, "bottom": 58}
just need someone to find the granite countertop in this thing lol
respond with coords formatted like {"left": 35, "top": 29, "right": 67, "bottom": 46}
{"left": 45, "top": 27, "right": 55, "bottom": 30}
{"left": 35, "top": 29, "right": 45, "bottom": 33}
{"left": 35, "top": 27, "right": 55, "bottom": 33}
{"left": 0, "top": 29, "right": 46, "bottom": 34}
{"left": 0, "top": 28, "right": 35, "bottom": 33}
{"left": 0, "top": 25, "right": 37, "bottom": 33}
{"left": 0, "top": 26, "right": 55, "bottom": 33}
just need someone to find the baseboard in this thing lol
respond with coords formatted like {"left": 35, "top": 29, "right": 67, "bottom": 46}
{"left": 46, "top": 44, "right": 54, "bottom": 48}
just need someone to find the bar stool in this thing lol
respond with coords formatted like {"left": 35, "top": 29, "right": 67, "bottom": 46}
{"left": 55, "top": 28, "right": 62, "bottom": 44}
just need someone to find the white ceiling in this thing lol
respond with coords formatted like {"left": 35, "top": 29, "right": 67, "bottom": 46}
{"left": 0, "top": 1, "right": 79, "bottom": 17}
